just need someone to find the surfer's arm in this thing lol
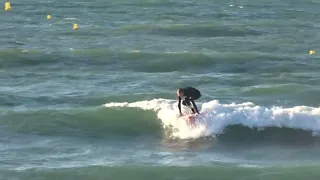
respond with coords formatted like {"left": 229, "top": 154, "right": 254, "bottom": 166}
{"left": 190, "top": 99, "right": 200, "bottom": 114}
{"left": 178, "top": 97, "right": 182, "bottom": 116}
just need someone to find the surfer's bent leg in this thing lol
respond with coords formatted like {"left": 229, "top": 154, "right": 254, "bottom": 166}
{"left": 182, "top": 98, "right": 196, "bottom": 114}
{"left": 189, "top": 91, "right": 201, "bottom": 114}
{"left": 190, "top": 99, "right": 199, "bottom": 114}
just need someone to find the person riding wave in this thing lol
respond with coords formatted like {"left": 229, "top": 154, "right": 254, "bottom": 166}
{"left": 177, "top": 87, "right": 201, "bottom": 116}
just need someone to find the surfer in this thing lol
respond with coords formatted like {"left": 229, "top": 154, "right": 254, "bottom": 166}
{"left": 177, "top": 87, "right": 201, "bottom": 116}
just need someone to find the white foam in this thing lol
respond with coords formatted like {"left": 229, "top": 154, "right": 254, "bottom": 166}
{"left": 103, "top": 99, "right": 320, "bottom": 139}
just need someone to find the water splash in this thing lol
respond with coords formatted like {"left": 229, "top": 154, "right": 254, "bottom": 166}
{"left": 104, "top": 99, "right": 320, "bottom": 139}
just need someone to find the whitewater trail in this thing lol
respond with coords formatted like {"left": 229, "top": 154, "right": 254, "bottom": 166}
{"left": 104, "top": 99, "right": 320, "bottom": 139}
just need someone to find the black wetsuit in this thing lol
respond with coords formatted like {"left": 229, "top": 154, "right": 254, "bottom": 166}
{"left": 178, "top": 87, "right": 201, "bottom": 115}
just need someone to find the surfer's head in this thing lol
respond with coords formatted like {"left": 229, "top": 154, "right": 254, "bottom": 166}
{"left": 177, "top": 88, "right": 184, "bottom": 97}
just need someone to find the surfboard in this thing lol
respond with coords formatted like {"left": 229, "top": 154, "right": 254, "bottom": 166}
{"left": 186, "top": 114, "right": 197, "bottom": 119}
{"left": 181, "top": 114, "right": 199, "bottom": 124}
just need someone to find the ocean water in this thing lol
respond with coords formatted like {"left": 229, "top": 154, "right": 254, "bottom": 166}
{"left": 1, "top": 0, "right": 320, "bottom": 179}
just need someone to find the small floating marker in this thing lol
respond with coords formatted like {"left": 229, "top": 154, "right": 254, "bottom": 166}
{"left": 47, "top": 15, "right": 52, "bottom": 20}
{"left": 73, "top": 23, "right": 79, "bottom": 30}
{"left": 5, "top": 1, "right": 12, "bottom": 11}
{"left": 309, "top": 50, "right": 316, "bottom": 55}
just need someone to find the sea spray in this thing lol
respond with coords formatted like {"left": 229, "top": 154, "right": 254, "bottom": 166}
{"left": 104, "top": 99, "right": 320, "bottom": 139}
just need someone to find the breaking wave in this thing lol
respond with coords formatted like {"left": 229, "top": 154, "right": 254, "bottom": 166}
{"left": 104, "top": 99, "right": 320, "bottom": 140}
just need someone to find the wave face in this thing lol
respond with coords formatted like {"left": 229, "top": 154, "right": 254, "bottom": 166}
{"left": 104, "top": 99, "right": 320, "bottom": 140}
{"left": 1, "top": 98, "right": 320, "bottom": 142}
{"left": 0, "top": 107, "right": 162, "bottom": 138}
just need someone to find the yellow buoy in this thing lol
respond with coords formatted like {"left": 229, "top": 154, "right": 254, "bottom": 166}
{"left": 5, "top": 1, "right": 11, "bottom": 11}
{"left": 47, "top": 15, "right": 52, "bottom": 20}
{"left": 309, "top": 50, "right": 316, "bottom": 55}
{"left": 73, "top": 23, "right": 79, "bottom": 30}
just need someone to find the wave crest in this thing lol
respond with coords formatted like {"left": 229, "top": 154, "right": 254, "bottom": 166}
{"left": 104, "top": 99, "right": 320, "bottom": 139}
